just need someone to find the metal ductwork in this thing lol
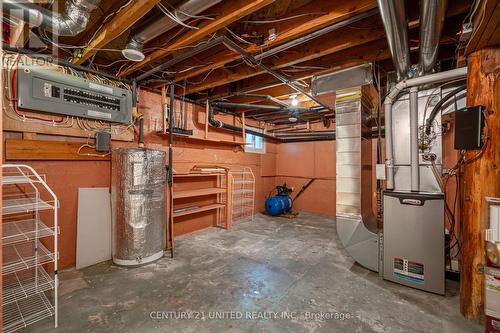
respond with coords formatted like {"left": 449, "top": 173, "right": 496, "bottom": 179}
{"left": 2, "top": 0, "right": 100, "bottom": 36}
{"left": 122, "top": 0, "right": 222, "bottom": 62}
{"left": 418, "top": 0, "right": 448, "bottom": 75}
{"left": 376, "top": 0, "right": 412, "bottom": 79}
{"left": 335, "top": 87, "right": 379, "bottom": 272}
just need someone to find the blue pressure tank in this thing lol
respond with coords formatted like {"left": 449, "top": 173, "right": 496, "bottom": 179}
{"left": 265, "top": 184, "right": 293, "bottom": 216}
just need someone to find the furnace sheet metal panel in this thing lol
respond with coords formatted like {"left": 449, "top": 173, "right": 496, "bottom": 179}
{"left": 383, "top": 192, "right": 444, "bottom": 294}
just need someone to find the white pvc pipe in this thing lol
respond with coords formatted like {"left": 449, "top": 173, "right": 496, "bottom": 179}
{"left": 384, "top": 67, "right": 467, "bottom": 190}
{"left": 409, "top": 87, "right": 419, "bottom": 192}
{"left": 384, "top": 100, "right": 395, "bottom": 190}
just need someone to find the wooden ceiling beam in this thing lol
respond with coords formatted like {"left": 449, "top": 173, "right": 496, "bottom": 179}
{"left": 184, "top": 7, "right": 469, "bottom": 96}
{"left": 119, "top": 0, "right": 276, "bottom": 77}
{"left": 73, "top": 0, "right": 161, "bottom": 65}
{"left": 172, "top": 0, "right": 470, "bottom": 86}
{"left": 167, "top": 0, "right": 377, "bottom": 85}
{"left": 183, "top": 18, "right": 385, "bottom": 94}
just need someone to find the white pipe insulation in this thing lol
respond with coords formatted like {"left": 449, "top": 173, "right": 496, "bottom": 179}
{"left": 384, "top": 67, "right": 468, "bottom": 190}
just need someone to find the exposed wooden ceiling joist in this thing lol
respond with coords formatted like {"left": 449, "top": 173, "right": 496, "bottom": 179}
{"left": 167, "top": 0, "right": 378, "bottom": 85}
{"left": 119, "top": 0, "right": 277, "bottom": 77}
{"left": 73, "top": 0, "right": 161, "bottom": 65}
{"left": 465, "top": 0, "right": 500, "bottom": 54}
{"left": 183, "top": 16, "right": 385, "bottom": 94}
{"left": 181, "top": 2, "right": 470, "bottom": 96}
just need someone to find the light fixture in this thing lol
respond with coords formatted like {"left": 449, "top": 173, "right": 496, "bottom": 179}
{"left": 288, "top": 116, "right": 298, "bottom": 122}
{"left": 290, "top": 94, "right": 299, "bottom": 106}
{"left": 122, "top": 39, "right": 145, "bottom": 62}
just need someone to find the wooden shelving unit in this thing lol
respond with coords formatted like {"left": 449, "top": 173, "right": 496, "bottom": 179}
{"left": 173, "top": 187, "right": 226, "bottom": 199}
{"left": 170, "top": 171, "right": 232, "bottom": 245}
{"left": 173, "top": 203, "right": 226, "bottom": 218}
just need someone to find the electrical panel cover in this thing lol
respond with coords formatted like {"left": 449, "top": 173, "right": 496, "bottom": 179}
{"left": 17, "top": 66, "right": 132, "bottom": 124}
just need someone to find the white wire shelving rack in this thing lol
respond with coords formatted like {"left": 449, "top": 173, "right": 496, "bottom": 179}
{"left": 2, "top": 164, "right": 59, "bottom": 333}
{"left": 230, "top": 168, "right": 255, "bottom": 222}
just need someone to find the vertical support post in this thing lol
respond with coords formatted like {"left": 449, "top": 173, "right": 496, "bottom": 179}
{"left": 226, "top": 170, "right": 232, "bottom": 230}
{"left": 409, "top": 87, "right": 420, "bottom": 192}
{"left": 161, "top": 84, "right": 167, "bottom": 133}
{"left": 461, "top": 47, "right": 500, "bottom": 319}
{"left": 242, "top": 112, "right": 246, "bottom": 144}
{"left": 205, "top": 100, "right": 209, "bottom": 139}
{"left": 168, "top": 82, "right": 175, "bottom": 258}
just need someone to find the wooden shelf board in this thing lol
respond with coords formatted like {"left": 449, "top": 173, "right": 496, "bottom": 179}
{"left": 173, "top": 203, "right": 225, "bottom": 218}
{"left": 173, "top": 187, "right": 226, "bottom": 199}
{"left": 156, "top": 132, "right": 244, "bottom": 146}
{"left": 173, "top": 173, "right": 225, "bottom": 178}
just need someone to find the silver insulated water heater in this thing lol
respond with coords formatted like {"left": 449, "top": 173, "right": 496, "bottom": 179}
{"left": 111, "top": 148, "right": 166, "bottom": 266}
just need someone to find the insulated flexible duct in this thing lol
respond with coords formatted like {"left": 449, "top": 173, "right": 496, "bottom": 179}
{"left": 3, "top": 0, "right": 100, "bottom": 36}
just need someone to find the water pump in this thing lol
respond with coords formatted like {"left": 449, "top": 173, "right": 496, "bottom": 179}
{"left": 265, "top": 184, "right": 293, "bottom": 216}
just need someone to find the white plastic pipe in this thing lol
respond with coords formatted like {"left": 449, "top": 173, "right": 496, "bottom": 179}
{"left": 409, "top": 87, "right": 419, "bottom": 192}
{"left": 384, "top": 67, "right": 467, "bottom": 190}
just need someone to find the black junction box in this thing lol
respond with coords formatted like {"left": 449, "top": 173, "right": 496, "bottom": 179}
{"left": 454, "top": 105, "right": 485, "bottom": 150}
{"left": 95, "top": 132, "right": 111, "bottom": 152}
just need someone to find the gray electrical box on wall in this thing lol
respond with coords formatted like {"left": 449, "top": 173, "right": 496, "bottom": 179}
{"left": 17, "top": 66, "right": 132, "bottom": 124}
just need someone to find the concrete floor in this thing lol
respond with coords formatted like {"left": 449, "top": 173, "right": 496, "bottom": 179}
{"left": 32, "top": 213, "right": 482, "bottom": 333}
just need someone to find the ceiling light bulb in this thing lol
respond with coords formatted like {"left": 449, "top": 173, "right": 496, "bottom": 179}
{"left": 291, "top": 98, "right": 299, "bottom": 106}
{"left": 288, "top": 117, "right": 298, "bottom": 122}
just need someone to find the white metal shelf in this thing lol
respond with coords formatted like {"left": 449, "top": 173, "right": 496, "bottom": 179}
{"left": 3, "top": 219, "right": 54, "bottom": 246}
{"left": 3, "top": 292, "right": 55, "bottom": 333}
{"left": 231, "top": 168, "right": 255, "bottom": 222}
{"left": 3, "top": 266, "right": 55, "bottom": 306}
{"left": 232, "top": 189, "right": 254, "bottom": 195}
{"left": 3, "top": 198, "right": 54, "bottom": 215}
{"left": 232, "top": 180, "right": 255, "bottom": 185}
{"left": 2, "top": 175, "right": 44, "bottom": 186}
{"left": 2, "top": 164, "right": 59, "bottom": 332}
{"left": 3, "top": 241, "right": 55, "bottom": 276}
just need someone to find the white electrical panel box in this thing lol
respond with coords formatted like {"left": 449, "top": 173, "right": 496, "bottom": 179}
{"left": 17, "top": 66, "right": 132, "bottom": 124}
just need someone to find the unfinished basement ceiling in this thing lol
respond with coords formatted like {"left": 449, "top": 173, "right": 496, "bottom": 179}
{"left": 25, "top": 0, "right": 473, "bottom": 125}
